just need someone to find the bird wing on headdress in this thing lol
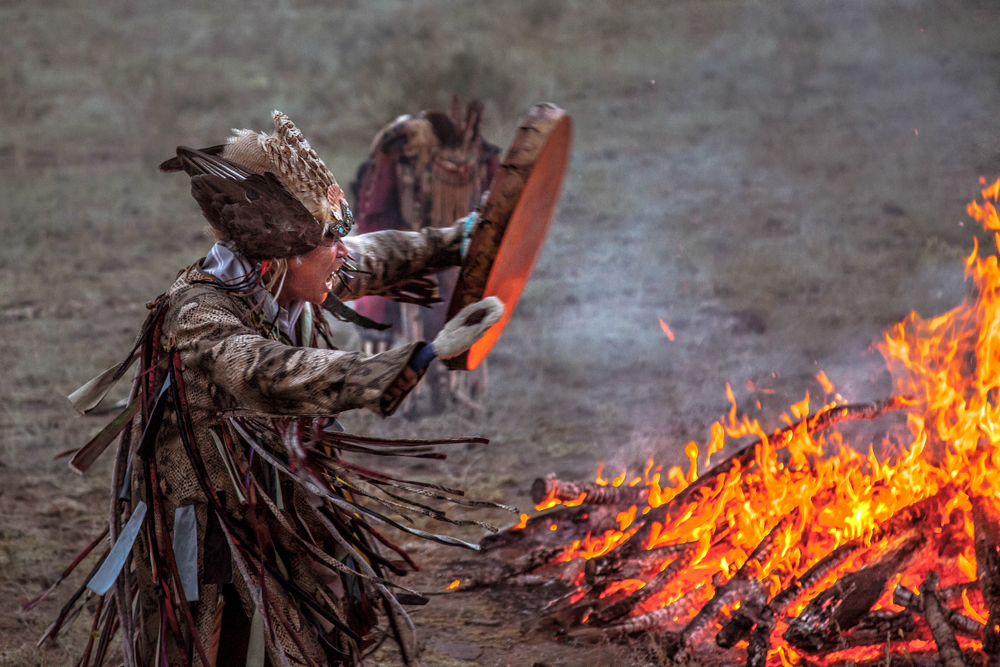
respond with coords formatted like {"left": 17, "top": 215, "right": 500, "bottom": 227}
{"left": 171, "top": 147, "right": 322, "bottom": 260}
{"left": 157, "top": 145, "right": 226, "bottom": 174}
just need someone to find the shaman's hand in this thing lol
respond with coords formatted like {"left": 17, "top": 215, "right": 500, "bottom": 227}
{"left": 384, "top": 365, "right": 420, "bottom": 405}
{"left": 432, "top": 296, "right": 504, "bottom": 359}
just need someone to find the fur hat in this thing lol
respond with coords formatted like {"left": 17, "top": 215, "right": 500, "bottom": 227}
{"left": 160, "top": 112, "right": 354, "bottom": 260}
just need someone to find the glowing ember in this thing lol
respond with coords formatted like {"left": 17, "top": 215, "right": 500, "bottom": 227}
{"left": 447, "top": 580, "right": 460, "bottom": 590}
{"left": 815, "top": 370, "right": 835, "bottom": 395}
{"left": 510, "top": 182, "right": 1000, "bottom": 664}
{"left": 659, "top": 318, "right": 676, "bottom": 341}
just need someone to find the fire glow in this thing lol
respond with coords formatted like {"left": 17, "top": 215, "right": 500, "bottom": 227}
{"left": 497, "top": 181, "right": 1000, "bottom": 665}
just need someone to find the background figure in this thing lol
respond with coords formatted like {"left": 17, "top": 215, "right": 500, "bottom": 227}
{"left": 351, "top": 96, "right": 500, "bottom": 414}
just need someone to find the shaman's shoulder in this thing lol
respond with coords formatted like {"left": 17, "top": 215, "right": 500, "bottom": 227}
{"left": 162, "top": 266, "right": 255, "bottom": 333}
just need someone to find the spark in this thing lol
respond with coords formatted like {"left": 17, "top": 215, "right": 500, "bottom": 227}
{"left": 658, "top": 318, "right": 675, "bottom": 341}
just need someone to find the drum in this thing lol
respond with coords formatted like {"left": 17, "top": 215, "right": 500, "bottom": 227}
{"left": 443, "top": 103, "right": 572, "bottom": 370}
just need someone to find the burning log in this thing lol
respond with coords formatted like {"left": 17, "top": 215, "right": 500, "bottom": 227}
{"left": 743, "top": 541, "right": 865, "bottom": 666}
{"left": 892, "top": 583, "right": 984, "bottom": 640}
{"left": 569, "top": 585, "right": 706, "bottom": 641}
{"left": 729, "top": 491, "right": 957, "bottom": 663}
{"left": 783, "top": 530, "right": 926, "bottom": 653}
{"left": 973, "top": 496, "right": 1000, "bottom": 665}
{"left": 479, "top": 505, "right": 617, "bottom": 552}
{"left": 537, "top": 546, "right": 695, "bottom": 632}
{"left": 839, "top": 610, "right": 924, "bottom": 649}
{"left": 584, "top": 540, "right": 694, "bottom": 585}
{"left": 921, "top": 571, "right": 967, "bottom": 667}
{"left": 611, "top": 396, "right": 909, "bottom": 564}
{"left": 704, "top": 514, "right": 797, "bottom": 653}
{"left": 667, "top": 515, "right": 793, "bottom": 661}
{"left": 742, "top": 492, "right": 952, "bottom": 664}
{"left": 461, "top": 545, "right": 566, "bottom": 590}
{"left": 875, "top": 484, "right": 956, "bottom": 540}
{"left": 531, "top": 473, "right": 646, "bottom": 507}
{"left": 745, "top": 604, "right": 777, "bottom": 667}
{"left": 715, "top": 583, "right": 769, "bottom": 649}
{"left": 588, "top": 544, "right": 697, "bottom": 626}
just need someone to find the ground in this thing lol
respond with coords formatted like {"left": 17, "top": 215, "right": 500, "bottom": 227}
{"left": 1, "top": 1, "right": 999, "bottom": 666}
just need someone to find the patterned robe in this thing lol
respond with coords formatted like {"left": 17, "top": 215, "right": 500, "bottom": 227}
{"left": 87, "top": 222, "right": 475, "bottom": 667}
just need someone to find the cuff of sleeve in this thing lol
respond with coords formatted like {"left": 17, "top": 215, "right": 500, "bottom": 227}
{"left": 408, "top": 343, "right": 436, "bottom": 371}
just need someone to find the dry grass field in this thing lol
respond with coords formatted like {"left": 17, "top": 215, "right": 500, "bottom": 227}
{"left": 2, "top": 1, "right": 1000, "bottom": 665}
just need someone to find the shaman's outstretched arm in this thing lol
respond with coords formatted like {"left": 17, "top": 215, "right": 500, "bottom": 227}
{"left": 334, "top": 220, "right": 463, "bottom": 301}
{"left": 169, "top": 283, "right": 422, "bottom": 417}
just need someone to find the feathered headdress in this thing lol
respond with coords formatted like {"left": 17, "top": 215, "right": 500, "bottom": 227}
{"left": 160, "top": 111, "right": 354, "bottom": 260}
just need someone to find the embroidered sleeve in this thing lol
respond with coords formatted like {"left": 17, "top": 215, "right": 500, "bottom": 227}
{"left": 167, "top": 283, "right": 418, "bottom": 417}
{"left": 335, "top": 220, "right": 462, "bottom": 300}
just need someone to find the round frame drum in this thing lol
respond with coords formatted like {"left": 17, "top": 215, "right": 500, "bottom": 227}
{"left": 443, "top": 103, "right": 572, "bottom": 370}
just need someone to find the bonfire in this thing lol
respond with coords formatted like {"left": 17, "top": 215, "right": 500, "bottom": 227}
{"left": 466, "top": 179, "right": 1000, "bottom": 667}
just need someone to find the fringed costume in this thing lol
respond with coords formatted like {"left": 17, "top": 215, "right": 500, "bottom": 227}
{"left": 33, "top": 112, "right": 511, "bottom": 667}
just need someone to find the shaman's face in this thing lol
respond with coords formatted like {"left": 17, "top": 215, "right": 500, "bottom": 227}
{"left": 281, "top": 239, "right": 349, "bottom": 306}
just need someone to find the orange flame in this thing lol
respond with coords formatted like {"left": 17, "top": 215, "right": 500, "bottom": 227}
{"left": 659, "top": 318, "right": 675, "bottom": 341}
{"left": 446, "top": 580, "right": 460, "bottom": 590}
{"left": 815, "top": 370, "right": 835, "bottom": 395}
{"left": 534, "top": 183, "right": 1000, "bottom": 662}
{"left": 599, "top": 579, "right": 646, "bottom": 599}
{"left": 595, "top": 463, "right": 608, "bottom": 486}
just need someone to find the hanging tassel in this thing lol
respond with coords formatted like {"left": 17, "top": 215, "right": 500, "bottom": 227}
{"left": 245, "top": 607, "right": 265, "bottom": 667}
{"left": 68, "top": 359, "right": 138, "bottom": 415}
{"left": 90, "top": 602, "right": 120, "bottom": 667}
{"left": 172, "top": 505, "right": 200, "bottom": 602}
{"left": 136, "top": 376, "right": 172, "bottom": 460}
{"left": 88, "top": 501, "right": 147, "bottom": 595}
{"left": 322, "top": 293, "right": 391, "bottom": 330}
{"left": 68, "top": 296, "right": 166, "bottom": 415}
{"left": 69, "top": 398, "right": 140, "bottom": 474}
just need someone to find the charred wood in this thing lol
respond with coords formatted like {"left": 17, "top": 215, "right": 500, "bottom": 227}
{"left": 892, "top": 583, "right": 984, "bottom": 639}
{"left": 717, "top": 515, "right": 806, "bottom": 648}
{"left": 536, "top": 592, "right": 595, "bottom": 633}
{"left": 745, "top": 604, "right": 776, "bottom": 667}
{"left": 892, "top": 579, "right": 980, "bottom": 607}
{"left": 589, "top": 545, "right": 697, "bottom": 627}
{"left": 479, "top": 506, "right": 586, "bottom": 550}
{"left": 742, "top": 541, "right": 864, "bottom": 666}
{"left": 716, "top": 582, "right": 769, "bottom": 649}
{"left": 569, "top": 585, "right": 706, "bottom": 642}
{"left": 920, "top": 571, "right": 967, "bottom": 667}
{"left": 668, "top": 576, "right": 753, "bottom": 661}
{"left": 973, "top": 495, "right": 1000, "bottom": 665}
{"left": 791, "top": 540, "right": 866, "bottom": 601}
{"left": 836, "top": 610, "right": 923, "bottom": 650}
{"left": 669, "top": 515, "right": 792, "bottom": 661}
{"left": 783, "top": 530, "right": 926, "bottom": 653}
{"left": 585, "top": 541, "right": 694, "bottom": 585}
{"left": 531, "top": 474, "right": 647, "bottom": 506}
{"left": 479, "top": 505, "right": 616, "bottom": 552}
{"left": 461, "top": 545, "right": 565, "bottom": 590}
